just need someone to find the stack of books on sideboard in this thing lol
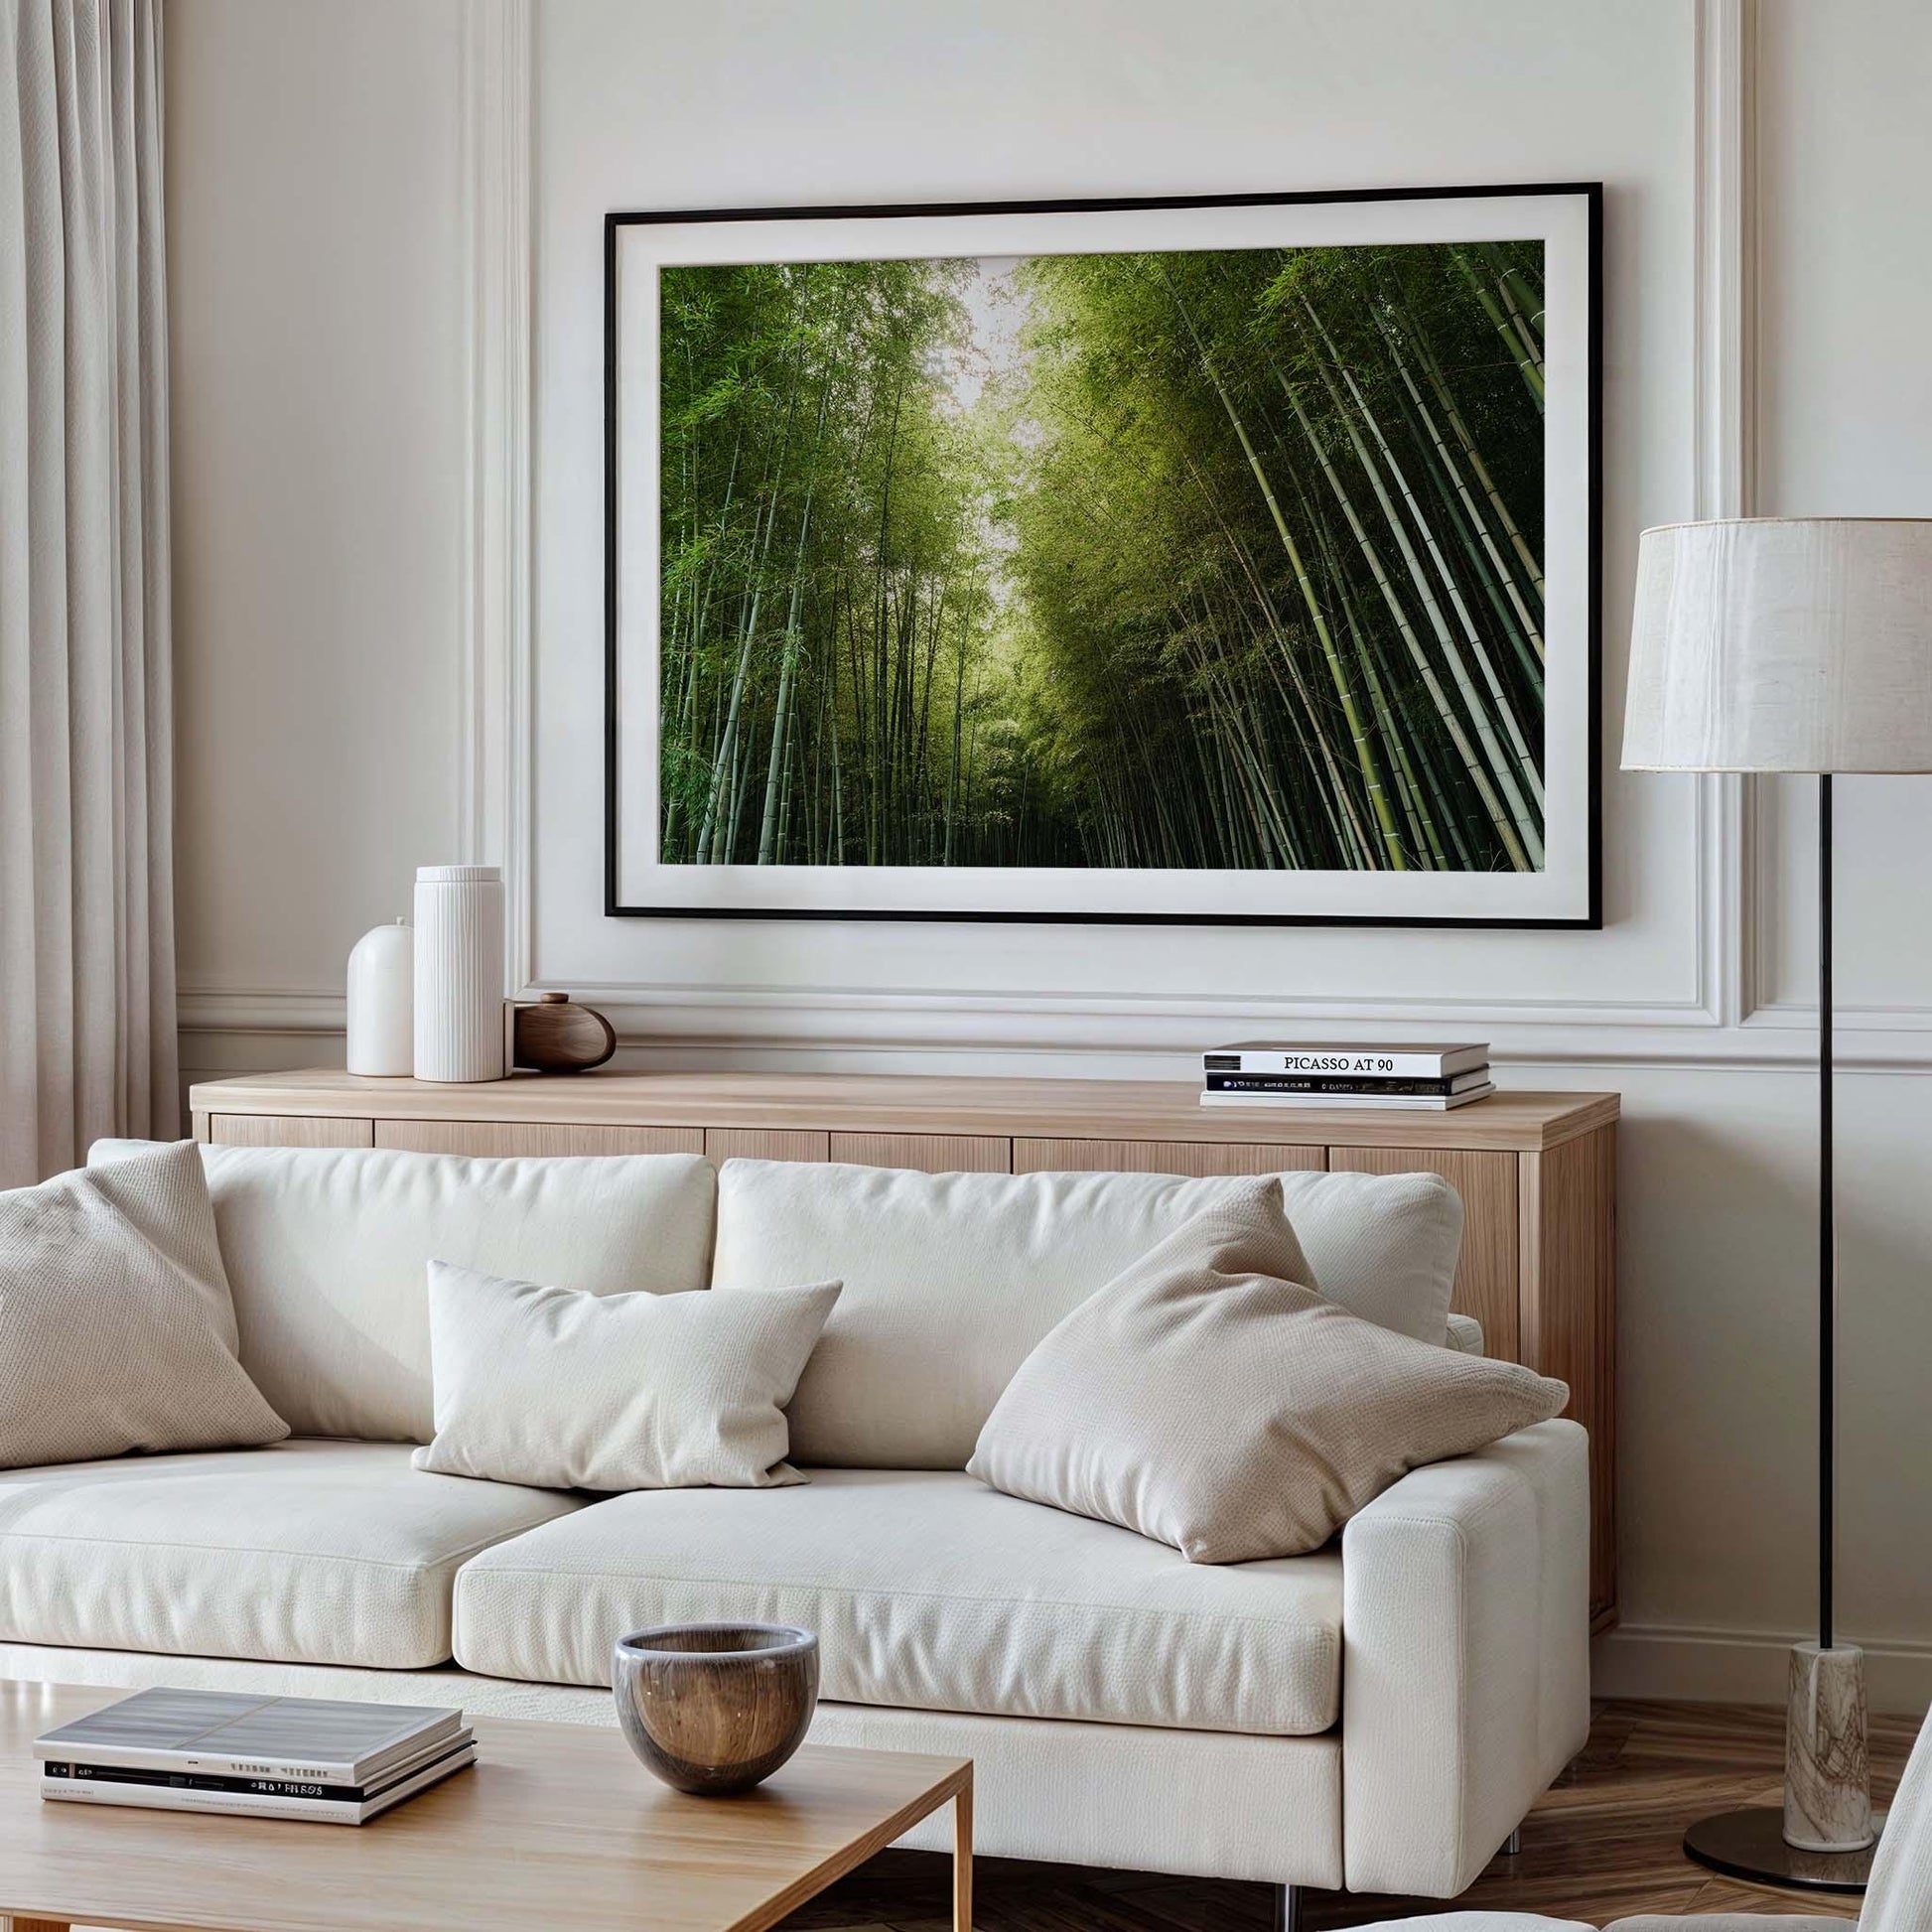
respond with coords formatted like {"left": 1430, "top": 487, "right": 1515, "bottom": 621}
{"left": 1201, "top": 1041, "right": 1494, "bottom": 1112}
{"left": 36, "top": 1688, "right": 476, "bottom": 1825}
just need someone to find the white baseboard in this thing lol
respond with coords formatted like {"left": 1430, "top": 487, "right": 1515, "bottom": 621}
{"left": 1594, "top": 1622, "right": 1932, "bottom": 1714}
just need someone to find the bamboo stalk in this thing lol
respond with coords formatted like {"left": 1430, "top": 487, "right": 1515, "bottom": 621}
{"left": 1165, "top": 274, "right": 1403, "bottom": 869}
{"left": 1294, "top": 299, "right": 1542, "bottom": 866}
{"left": 1484, "top": 244, "right": 1547, "bottom": 369}
{"left": 1275, "top": 363, "right": 1528, "bottom": 872}
{"left": 1300, "top": 296, "right": 1545, "bottom": 834}
{"left": 1454, "top": 247, "right": 1544, "bottom": 409}
{"left": 1309, "top": 507, "right": 1440, "bottom": 868}
{"left": 1181, "top": 455, "right": 1374, "bottom": 866}
{"left": 697, "top": 321, "right": 803, "bottom": 864}
{"left": 1396, "top": 366, "right": 1546, "bottom": 716}
{"left": 1408, "top": 316, "right": 1546, "bottom": 610}
{"left": 756, "top": 351, "right": 834, "bottom": 863}
{"left": 1381, "top": 314, "right": 1546, "bottom": 668}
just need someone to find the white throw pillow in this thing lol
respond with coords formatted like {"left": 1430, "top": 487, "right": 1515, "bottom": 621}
{"left": 712, "top": 1159, "right": 1463, "bottom": 1469}
{"left": 968, "top": 1177, "right": 1567, "bottom": 1563}
{"left": 412, "top": 1261, "right": 840, "bottom": 1491}
{"left": 0, "top": 1143, "right": 289, "bottom": 1468}
{"left": 89, "top": 1142, "right": 718, "bottom": 1444}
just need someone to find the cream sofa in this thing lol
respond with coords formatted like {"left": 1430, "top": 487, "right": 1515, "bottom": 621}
{"left": 0, "top": 1143, "right": 1591, "bottom": 1910}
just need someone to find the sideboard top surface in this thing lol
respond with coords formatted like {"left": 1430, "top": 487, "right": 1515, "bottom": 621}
{"left": 190, "top": 1068, "right": 1618, "bottom": 1152}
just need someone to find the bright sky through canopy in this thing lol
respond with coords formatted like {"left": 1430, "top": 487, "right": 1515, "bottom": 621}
{"left": 938, "top": 256, "right": 1035, "bottom": 417}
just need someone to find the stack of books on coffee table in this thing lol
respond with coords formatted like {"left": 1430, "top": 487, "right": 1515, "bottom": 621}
{"left": 37, "top": 1688, "right": 475, "bottom": 1824}
{"left": 1200, "top": 1041, "right": 1494, "bottom": 1111}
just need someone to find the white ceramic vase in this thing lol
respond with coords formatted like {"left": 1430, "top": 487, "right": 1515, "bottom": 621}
{"left": 345, "top": 918, "right": 414, "bottom": 1075}
{"left": 412, "top": 865, "right": 505, "bottom": 1083}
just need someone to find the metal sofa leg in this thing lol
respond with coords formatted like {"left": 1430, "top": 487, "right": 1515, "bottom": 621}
{"left": 1503, "top": 1827, "right": 1523, "bottom": 1857}
{"left": 1272, "top": 1885, "right": 1303, "bottom": 1932}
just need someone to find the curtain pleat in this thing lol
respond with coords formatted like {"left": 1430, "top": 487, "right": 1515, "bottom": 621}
{"left": 1, "top": 0, "right": 176, "bottom": 1186}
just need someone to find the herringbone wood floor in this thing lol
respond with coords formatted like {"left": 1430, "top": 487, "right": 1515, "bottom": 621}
{"left": 782, "top": 1701, "right": 1919, "bottom": 1932}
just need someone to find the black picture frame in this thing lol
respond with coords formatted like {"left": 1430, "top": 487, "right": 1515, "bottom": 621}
{"left": 606, "top": 182, "right": 1601, "bottom": 929}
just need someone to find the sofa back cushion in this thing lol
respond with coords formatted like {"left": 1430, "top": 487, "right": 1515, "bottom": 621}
{"left": 91, "top": 1143, "right": 717, "bottom": 1444}
{"left": 710, "top": 1160, "right": 1462, "bottom": 1469}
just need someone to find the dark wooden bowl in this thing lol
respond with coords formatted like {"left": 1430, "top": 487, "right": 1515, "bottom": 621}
{"left": 613, "top": 1624, "right": 819, "bottom": 1796}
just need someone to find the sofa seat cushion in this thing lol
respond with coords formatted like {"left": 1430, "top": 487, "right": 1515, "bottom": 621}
{"left": 453, "top": 1468, "right": 1341, "bottom": 1735}
{"left": 0, "top": 1440, "right": 583, "bottom": 1669}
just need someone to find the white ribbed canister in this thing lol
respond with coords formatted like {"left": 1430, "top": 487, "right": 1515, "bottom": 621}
{"left": 412, "top": 865, "right": 505, "bottom": 1082}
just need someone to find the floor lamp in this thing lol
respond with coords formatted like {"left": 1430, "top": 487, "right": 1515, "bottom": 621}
{"left": 1623, "top": 516, "right": 1932, "bottom": 1891}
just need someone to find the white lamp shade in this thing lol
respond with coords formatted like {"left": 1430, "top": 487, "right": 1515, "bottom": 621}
{"left": 1622, "top": 518, "right": 1932, "bottom": 772}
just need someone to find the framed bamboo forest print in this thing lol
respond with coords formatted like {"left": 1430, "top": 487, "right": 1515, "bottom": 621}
{"left": 607, "top": 184, "right": 1600, "bottom": 925}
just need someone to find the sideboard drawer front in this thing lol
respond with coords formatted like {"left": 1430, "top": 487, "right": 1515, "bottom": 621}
{"left": 1014, "top": 1138, "right": 1324, "bottom": 1176}
{"left": 828, "top": 1133, "right": 1010, "bottom": 1173}
{"left": 374, "top": 1120, "right": 704, "bottom": 1158}
{"left": 1328, "top": 1147, "right": 1519, "bottom": 1358}
{"left": 208, "top": 1113, "right": 373, "bottom": 1149}
{"left": 705, "top": 1128, "right": 830, "bottom": 1165}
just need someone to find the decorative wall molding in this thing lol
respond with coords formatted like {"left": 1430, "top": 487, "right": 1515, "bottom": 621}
{"left": 458, "top": 0, "right": 534, "bottom": 992}
{"left": 1748, "top": 996, "right": 1932, "bottom": 1032}
{"left": 1700, "top": 0, "right": 1932, "bottom": 1035}
{"left": 1694, "top": 0, "right": 1758, "bottom": 528}
{"left": 178, "top": 990, "right": 346, "bottom": 1038}
{"left": 175, "top": 981, "right": 1932, "bottom": 1074}
{"left": 481, "top": 0, "right": 1753, "bottom": 1055}
{"left": 1691, "top": 0, "right": 1757, "bottom": 1031}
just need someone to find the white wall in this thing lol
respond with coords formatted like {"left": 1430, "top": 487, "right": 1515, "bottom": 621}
{"left": 168, "top": 0, "right": 468, "bottom": 1028}
{"left": 169, "top": 0, "right": 1932, "bottom": 1706}
{"left": 1754, "top": 0, "right": 1932, "bottom": 1013}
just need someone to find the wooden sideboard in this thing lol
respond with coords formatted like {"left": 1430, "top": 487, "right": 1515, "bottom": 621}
{"left": 190, "top": 1068, "right": 1619, "bottom": 1629}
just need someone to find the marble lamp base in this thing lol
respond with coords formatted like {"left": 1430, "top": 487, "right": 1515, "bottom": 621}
{"left": 1684, "top": 1642, "right": 1879, "bottom": 1893}
{"left": 1786, "top": 1641, "right": 1875, "bottom": 1854}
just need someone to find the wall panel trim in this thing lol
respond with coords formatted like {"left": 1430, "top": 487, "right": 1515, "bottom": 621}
{"left": 176, "top": 983, "right": 1932, "bottom": 1072}
{"left": 458, "top": 0, "right": 535, "bottom": 994}
{"left": 459, "top": 0, "right": 1740, "bottom": 1039}
{"left": 1692, "top": 0, "right": 1757, "bottom": 1031}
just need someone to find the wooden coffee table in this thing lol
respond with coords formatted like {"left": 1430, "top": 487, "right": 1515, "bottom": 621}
{"left": 0, "top": 1681, "right": 972, "bottom": 1932}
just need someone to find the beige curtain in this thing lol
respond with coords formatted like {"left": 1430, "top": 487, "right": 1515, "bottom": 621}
{"left": 1, "top": 0, "right": 177, "bottom": 1186}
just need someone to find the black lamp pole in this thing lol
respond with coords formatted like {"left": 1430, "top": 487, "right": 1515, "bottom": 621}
{"left": 1818, "top": 773, "right": 1834, "bottom": 1656}
{"left": 1682, "top": 771, "right": 1876, "bottom": 1892}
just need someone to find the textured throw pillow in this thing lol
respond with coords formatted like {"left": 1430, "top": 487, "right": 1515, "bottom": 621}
{"left": 412, "top": 1262, "right": 840, "bottom": 1491}
{"left": 0, "top": 1142, "right": 290, "bottom": 1468}
{"left": 968, "top": 1177, "right": 1567, "bottom": 1563}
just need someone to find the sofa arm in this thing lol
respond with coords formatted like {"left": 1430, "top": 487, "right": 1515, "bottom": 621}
{"left": 1341, "top": 1418, "right": 1591, "bottom": 1897}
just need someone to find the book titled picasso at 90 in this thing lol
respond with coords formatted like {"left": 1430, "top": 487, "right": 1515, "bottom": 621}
{"left": 1202, "top": 1041, "right": 1490, "bottom": 1079}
